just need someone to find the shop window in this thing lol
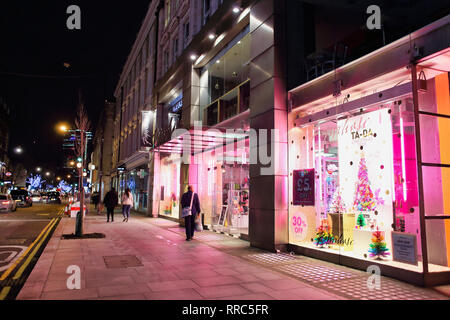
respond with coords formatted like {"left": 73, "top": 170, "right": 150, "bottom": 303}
{"left": 195, "top": 142, "right": 250, "bottom": 236}
{"left": 289, "top": 99, "right": 427, "bottom": 272}
{"left": 200, "top": 31, "right": 251, "bottom": 126}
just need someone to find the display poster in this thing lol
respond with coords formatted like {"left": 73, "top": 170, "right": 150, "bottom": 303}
{"left": 219, "top": 205, "right": 228, "bottom": 226}
{"left": 337, "top": 109, "right": 394, "bottom": 236}
{"left": 290, "top": 211, "right": 308, "bottom": 241}
{"left": 141, "top": 110, "right": 154, "bottom": 148}
{"left": 391, "top": 231, "right": 418, "bottom": 265}
{"left": 293, "top": 169, "right": 315, "bottom": 206}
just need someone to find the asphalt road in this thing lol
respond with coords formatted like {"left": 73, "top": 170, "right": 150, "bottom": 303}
{"left": 0, "top": 202, "right": 64, "bottom": 300}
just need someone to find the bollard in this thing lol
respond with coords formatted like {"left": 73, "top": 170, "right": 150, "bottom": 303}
{"left": 75, "top": 211, "right": 82, "bottom": 237}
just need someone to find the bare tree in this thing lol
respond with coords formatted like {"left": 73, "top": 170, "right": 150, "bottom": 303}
{"left": 74, "top": 95, "right": 91, "bottom": 237}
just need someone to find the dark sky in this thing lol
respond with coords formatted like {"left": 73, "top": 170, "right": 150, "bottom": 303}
{"left": 0, "top": 1, "right": 151, "bottom": 176}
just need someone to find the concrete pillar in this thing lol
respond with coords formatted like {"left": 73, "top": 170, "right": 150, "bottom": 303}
{"left": 249, "top": 0, "right": 289, "bottom": 252}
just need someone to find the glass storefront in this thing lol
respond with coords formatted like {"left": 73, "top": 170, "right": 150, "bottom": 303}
{"left": 126, "top": 165, "right": 149, "bottom": 213}
{"left": 195, "top": 139, "right": 250, "bottom": 236}
{"left": 156, "top": 154, "right": 181, "bottom": 219}
{"left": 288, "top": 68, "right": 450, "bottom": 274}
{"left": 200, "top": 28, "right": 250, "bottom": 126}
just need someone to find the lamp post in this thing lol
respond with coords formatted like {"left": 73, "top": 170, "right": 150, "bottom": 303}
{"left": 60, "top": 124, "right": 92, "bottom": 237}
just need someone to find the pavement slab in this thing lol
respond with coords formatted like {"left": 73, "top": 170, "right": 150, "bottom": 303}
{"left": 15, "top": 206, "right": 450, "bottom": 300}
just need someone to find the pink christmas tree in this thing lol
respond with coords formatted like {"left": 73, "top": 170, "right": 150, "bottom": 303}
{"left": 353, "top": 157, "right": 376, "bottom": 212}
{"left": 329, "top": 189, "right": 346, "bottom": 214}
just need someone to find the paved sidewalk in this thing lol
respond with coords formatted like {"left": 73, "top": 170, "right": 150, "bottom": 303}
{"left": 16, "top": 208, "right": 449, "bottom": 300}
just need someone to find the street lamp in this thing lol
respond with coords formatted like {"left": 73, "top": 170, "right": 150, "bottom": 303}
{"left": 45, "top": 172, "right": 51, "bottom": 177}
{"left": 14, "top": 146, "right": 23, "bottom": 154}
{"left": 56, "top": 177, "right": 61, "bottom": 181}
{"left": 58, "top": 124, "right": 92, "bottom": 237}
{"left": 36, "top": 167, "right": 42, "bottom": 172}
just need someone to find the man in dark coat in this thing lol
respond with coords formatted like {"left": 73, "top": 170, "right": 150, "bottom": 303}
{"left": 181, "top": 185, "right": 201, "bottom": 241}
{"left": 103, "top": 187, "right": 118, "bottom": 222}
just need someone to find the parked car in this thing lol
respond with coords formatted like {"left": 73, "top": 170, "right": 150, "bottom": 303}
{"left": 0, "top": 194, "right": 17, "bottom": 212}
{"left": 46, "top": 191, "right": 61, "bottom": 204}
{"left": 10, "top": 189, "right": 33, "bottom": 207}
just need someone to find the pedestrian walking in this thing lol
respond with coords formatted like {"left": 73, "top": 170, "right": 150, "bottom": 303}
{"left": 121, "top": 188, "right": 133, "bottom": 222}
{"left": 181, "top": 185, "right": 201, "bottom": 241}
{"left": 92, "top": 192, "right": 100, "bottom": 208}
{"left": 103, "top": 188, "right": 118, "bottom": 222}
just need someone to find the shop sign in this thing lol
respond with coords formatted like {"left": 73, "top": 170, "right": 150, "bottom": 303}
{"left": 5, "top": 172, "right": 12, "bottom": 177}
{"left": 391, "top": 231, "right": 418, "bottom": 265}
{"left": 168, "top": 93, "right": 183, "bottom": 113}
{"left": 293, "top": 169, "right": 315, "bottom": 206}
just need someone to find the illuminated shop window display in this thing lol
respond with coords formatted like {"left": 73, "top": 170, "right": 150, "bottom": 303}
{"left": 195, "top": 140, "right": 250, "bottom": 236}
{"left": 289, "top": 101, "right": 419, "bottom": 272}
{"left": 289, "top": 68, "right": 450, "bottom": 275}
{"left": 157, "top": 155, "right": 181, "bottom": 218}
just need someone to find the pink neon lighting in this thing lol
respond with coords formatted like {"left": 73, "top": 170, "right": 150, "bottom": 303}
{"left": 400, "top": 117, "right": 407, "bottom": 201}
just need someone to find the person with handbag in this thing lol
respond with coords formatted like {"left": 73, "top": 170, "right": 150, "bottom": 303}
{"left": 121, "top": 188, "right": 133, "bottom": 222}
{"left": 181, "top": 185, "right": 201, "bottom": 241}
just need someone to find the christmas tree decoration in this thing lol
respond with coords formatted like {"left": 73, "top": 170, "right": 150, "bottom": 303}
{"left": 329, "top": 189, "right": 346, "bottom": 214}
{"left": 368, "top": 228, "right": 390, "bottom": 259}
{"left": 353, "top": 156, "right": 377, "bottom": 212}
{"left": 314, "top": 225, "right": 335, "bottom": 247}
{"left": 356, "top": 213, "right": 366, "bottom": 228}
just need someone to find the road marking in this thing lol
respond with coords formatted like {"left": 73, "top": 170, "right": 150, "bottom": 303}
{"left": 13, "top": 217, "right": 59, "bottom": 280}
{"left": 0, "top": 286, "right": 11, "bottom": 300}
{"left": 0, "top": 218, "right": 56, "bottom": 281}
{"left": 37, "top": 214, "right": 50, "bottom": 216}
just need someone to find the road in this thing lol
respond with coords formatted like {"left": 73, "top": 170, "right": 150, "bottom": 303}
{"left": 0, "top": 202, "right": 64, "bottom": 300}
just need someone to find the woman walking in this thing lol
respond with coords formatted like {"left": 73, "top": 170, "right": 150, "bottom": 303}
{"left": 121, "top": 188, "right": 133, "bottom": 222}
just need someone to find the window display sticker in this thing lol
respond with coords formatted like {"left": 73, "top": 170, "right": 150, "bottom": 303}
{"left": 293, "top": 169, "right": 315, "bottom": 206}
{"left": 291, "top": 211, "right": 308, "bottom": 241}
{"left": 391, "top": 231, "right": 418, "bottom": 265}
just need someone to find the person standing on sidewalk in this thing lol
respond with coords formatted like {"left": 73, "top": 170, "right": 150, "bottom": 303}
{"left": 121, "top": 188, "right": 133, "bottom": 222}
{"left": 181, "top": 185, "right": 201, "bottom": 241}
{"left": 103, "top": 188, "right": 118, "bottom": 222}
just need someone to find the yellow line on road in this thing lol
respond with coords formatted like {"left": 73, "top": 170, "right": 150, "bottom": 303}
{"left": 0, "top": 218, "right": 56, "bottom": 281}
{"left": 13, "top": 217, "right": 59, "bottom": 280}
{"left": 0, "top": 286, "right": 11, "bottom": 300}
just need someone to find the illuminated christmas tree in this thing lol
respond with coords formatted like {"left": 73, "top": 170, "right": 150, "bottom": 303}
{"left": 329, "top": 189, "right": 346, "bottom": 214}
{"left": 353, "top": 156, "right": 376, "bottom": 211}
{"left": 314, "top": 225, "right": 335, "bottom": 248}
{"left": 368, "top": 228, "right": 390, "bottom": 259}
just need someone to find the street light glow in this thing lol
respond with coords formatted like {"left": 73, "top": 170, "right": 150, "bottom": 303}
{"left": 45, "top": 172, "right": 50, "bottom": 176}
{"left": 36, "top": 167, "right": 42, "bottom": 172}
{"left": 14, "top": 146, "right": 23, "bottom": 154}
{"left": 76, "top": 163, "right": 82, "bottom": 168}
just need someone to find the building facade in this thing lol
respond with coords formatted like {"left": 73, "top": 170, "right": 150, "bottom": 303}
{"left": 0, "top": 97, "right": 11, "bottom": 193}
{"left": 91, "top": 101, "right": 115, "bottom": 200}
{"left": 110, "top": 0, "right": 450, "bottom": 285}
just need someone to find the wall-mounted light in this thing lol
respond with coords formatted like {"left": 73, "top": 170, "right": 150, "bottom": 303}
{"left": 233, "top": 7, "right": 241, "bottom": 13}
{"left": 208, "top": 33, "right": 216, "bottom": 40}
{"left": 190, "top": 54, "right": 198, "bottom": 61}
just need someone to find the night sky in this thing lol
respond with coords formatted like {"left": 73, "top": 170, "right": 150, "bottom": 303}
{"left": 0, "top": 1, "right": 151, "bottom": 176}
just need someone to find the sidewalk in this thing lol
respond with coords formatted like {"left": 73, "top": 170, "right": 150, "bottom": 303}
{"left": 16, "top": 206, "right": 449, "bottom": 300}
